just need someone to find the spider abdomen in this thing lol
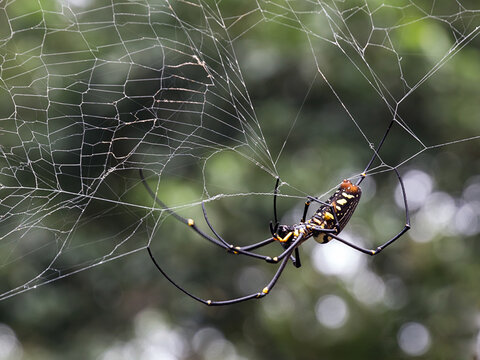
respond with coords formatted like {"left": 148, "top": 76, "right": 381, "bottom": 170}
{"left": 312, "top": 179, "right": 362, "bottom": 243}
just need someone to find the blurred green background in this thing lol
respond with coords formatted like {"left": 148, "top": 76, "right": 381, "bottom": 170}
{"left": 0, "top": 0, "right": 479, "bottom": 359}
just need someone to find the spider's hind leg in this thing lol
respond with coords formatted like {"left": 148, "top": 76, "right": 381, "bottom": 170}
{"left": 329, "top": 168, "right": 410, "bottom": 256}
{"left": 147, "top": 233, "right": 304, "bottom": 306}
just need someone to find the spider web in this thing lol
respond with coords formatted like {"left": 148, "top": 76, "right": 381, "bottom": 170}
{"left": 0, "top": 0, "right": 479, "bottom": 301}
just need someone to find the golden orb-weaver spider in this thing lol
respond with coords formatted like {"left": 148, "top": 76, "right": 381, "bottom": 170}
{"left": 141, "top": 119, "right": 410, "bottom": 306}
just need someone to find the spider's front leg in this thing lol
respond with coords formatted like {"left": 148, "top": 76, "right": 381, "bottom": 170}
{"left": 141, "top": 169, "right": 304, "bottom": 267}
{"left": 204, "top": 176, "right": 301, "bottom": 267}
{"left": 140, "top": 169, "right": 275, "bottom": 263}
{"left": 201, "top": 201, "right": 302, "bottom": 265}
{"left": 192, "top": 200, "right": 304, "bottom": 266}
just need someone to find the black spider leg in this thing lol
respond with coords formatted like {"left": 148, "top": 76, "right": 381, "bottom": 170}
{"left": 141, "top": 169, "right": 310, "bottom": 305}
{"left": 289, "top": 198, "right": 319, "bottom": 268}
{"left": 301, "top": 199, "right": 311, "bottom": 223}
{"left": 324, "top": 168, "right": 410, "bottom": 255}
{"left": 268, "top": 177, "right": 280, "bottom": 237}
{"left": 141, "top": 169, "right": 300, "bottom": 265}
{"left": 268, "top": 177, "right": 301, "bottom": 268}
{"left": 356, "top": 119, "right": 395, "bottom": 186}
{"left": 306, "top": 196, "right": 342, "bottom": 238}
{"left": 200, "top": 180, "right": 281, "bottom": 254}
{"left": 273, "top": 177, "right": 280, "bottom": 228}
{"left": 198, "top": 176, "right": 297, "bottom": 266}
{"left": 200, "top": 198, "right": 307, "bottom": 265}
{"left": 292, "top": 248, "right": 301, "bottom": 268}
{"left": 147, "top": 233, "right": 304, "bottom": 306}
{"left": 139, "top": 169, "right": 277, "bottom": 263}
{"left": 198, "top": 178, "right": 298, "bottom": 259}
{"left": 201, "top": 202, "right": 276, "bottom": 254}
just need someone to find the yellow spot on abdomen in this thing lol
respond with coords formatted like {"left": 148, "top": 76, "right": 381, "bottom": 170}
{"left": 337, "top": 198, "right": 347, "bottom": 205}
{"left": 342, "top": 192, "right": 354, "bottom": 199}
{"left": 324, "top": 212, "right": 334, "bottom": 220}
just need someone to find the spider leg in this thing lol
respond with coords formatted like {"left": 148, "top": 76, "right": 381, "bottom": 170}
{"left": 203, "top": 205, "right": 306, "bottom": 265}
{"left": 356, "top": 119, "right": 395, "bottom": 186}
{"left": 201, "top": 202, "right": 276, "bottom": 253}
{"left": 267, "top": 232, "right": 307, "bottom": 263}
{"left": 269, "top": 221, "right": 279, "bottom": 238}
{"left": 292, "top": 248, "right": 301, "bottom": 268}
{"left": 278, "top": 237, "right": 302, "bottom": 268}
{"left": 201, "top": 201, "right": 228, "bottom": 247}
{"left": 307, "top": 196, "right": 339, "bottom": 224}
{"left": 328, "top": 168, "right": 410, "bottom": 256}
{"left": 328, "top": 224, "right": 410, "bottom": 255}
{"left": 199, "top": 175, "right": 306, "bottom": 265}
{"left": 301, "top": 200, "right": 311, "bottom": 222}
{"left": 206, "top": 247, "right": 294, "bottom": 306}
{"left": 140, "top": 169, "right": 281, "bottom": 263}
{"left": 240, "top": 237, "right": 276, "bottom": 251}
{"left": 270, "top": 177, "right": 302, "bottom": 267}
{"left": 293, "top": 198, "right": 309, "bottom": 268}
{"left": 307, "top": 195, "right": 342, "bottom": 235}
{"left": 269, "top": 178, "right": 281, "bottom": 238}
{"left": 285, "top": 198, "right": 315, "bottom": 268}
{"left": 273, "top": 177, "right": 280, "bottom": 227}
{"left": 270, "top": 230, "right": 298, "bottom": 265}
{"left": 307, "top": 196, "right": 330, "bottom": 207}
{"left": 147, "top": 234, "right": 301, "bottom": 306}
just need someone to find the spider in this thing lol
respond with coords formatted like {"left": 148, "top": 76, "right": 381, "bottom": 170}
{"left": 140, "top": 119, "right": 410, "bottom": 306}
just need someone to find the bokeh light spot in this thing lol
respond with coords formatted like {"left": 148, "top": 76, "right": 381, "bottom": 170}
{"left": 0, "top": 324, "right": 21, "bottom": 359}
{"left": 397, "top": 322, "right": 431, "bottom": 356}
{"left": 311, "top": 235, "right": 366, "bottom": 279}
{"left": 351, "top": 270, "right": 386, "bottom": 306}
{"left": 455, "top": 202, "right": 480, "bottom": 236}
{"left": 315, "top": 295, "right": 349, "bottom": 329}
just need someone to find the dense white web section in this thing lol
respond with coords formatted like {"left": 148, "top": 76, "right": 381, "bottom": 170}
{"left": 0, "top": 0, "right": 479, "bottom": 300}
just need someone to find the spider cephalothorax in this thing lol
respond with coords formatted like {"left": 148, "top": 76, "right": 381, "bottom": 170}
{"left": 274, "top": 224, "right": 296, "bottom": 242}
{"left": 142, "top": 119, "right": 410, "bottom": 306}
